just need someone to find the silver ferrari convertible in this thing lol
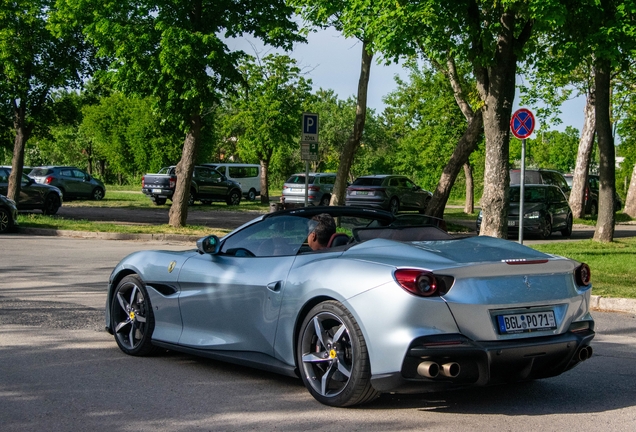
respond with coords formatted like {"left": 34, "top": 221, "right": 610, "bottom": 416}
{"left": 106, "top": 206, "right": 595, "bottom": 407}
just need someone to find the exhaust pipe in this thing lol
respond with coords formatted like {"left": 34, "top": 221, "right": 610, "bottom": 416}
{"left": 439, "top": 362, "right": 461, "bottom": 378}
{"left": 578, "top": 346, "right": 593, "bottom": 362}
{"left": 417, "top": 361, "right": 440, "bottom": 378}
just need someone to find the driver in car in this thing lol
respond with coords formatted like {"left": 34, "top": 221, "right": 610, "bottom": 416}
{"left": 308, "top": 213, "right": 336, "bottom": 251}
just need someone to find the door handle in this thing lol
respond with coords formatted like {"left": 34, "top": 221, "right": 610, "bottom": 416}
{"left": 267, "top": 281, "right": 282, "bottom": 292}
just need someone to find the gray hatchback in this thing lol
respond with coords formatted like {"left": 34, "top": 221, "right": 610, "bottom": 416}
{"left": 29, "top": 166, "right": 106, "bottom": 200}
{"left": 346, "top": 174, "right": 433, "bottom": 214}
{"left": 282, "top": 173, "right": 336, "bottom": 206}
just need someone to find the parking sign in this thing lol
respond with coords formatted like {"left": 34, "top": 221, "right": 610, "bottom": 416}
{"left": 301, "top": 113, "right": 319, "bottom": 143}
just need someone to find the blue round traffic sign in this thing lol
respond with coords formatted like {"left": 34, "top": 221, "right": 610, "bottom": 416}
{"left": 510, "top": 108, "right": 535, "bottom": 139}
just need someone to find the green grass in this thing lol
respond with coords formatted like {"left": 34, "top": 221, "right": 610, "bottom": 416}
{"left": 530, "top": 238, "right": 636, "bottom": 299}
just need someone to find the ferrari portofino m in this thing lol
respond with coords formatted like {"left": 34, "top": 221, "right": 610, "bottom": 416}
{"left": 106, "top": 206, "right": 594, "bottom": 407}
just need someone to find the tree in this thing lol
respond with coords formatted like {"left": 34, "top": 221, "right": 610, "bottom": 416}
{"left": 220, "top": 54, "right": 313, "bottom": 203}
{"left": 56, "top": 0, "right": 302, "bottom": 226}
{"left": 1, "top": 0, "right": 96, "bottom": 202}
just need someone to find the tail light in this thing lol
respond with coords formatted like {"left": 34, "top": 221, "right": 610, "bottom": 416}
{"left": 585, "top": 187, "right": 589, "bottom": 201}
{"left": 394, "top": 269, "right": 454, "bottom": 297}
{"left": 142, "top": 176, "right": 145, "bottom": 187}
{"left": 169, "top": 176, "right": 177, "bottom": 189}
{"left": 45, "top": 176, "right": 54, "bottom": 184}
{"left": 575, "top": 263, "right": 591, "bottom": 286}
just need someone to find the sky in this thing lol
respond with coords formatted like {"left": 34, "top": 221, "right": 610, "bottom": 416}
{"left": 228, "top": 27, "right": 587, "bottom": 138}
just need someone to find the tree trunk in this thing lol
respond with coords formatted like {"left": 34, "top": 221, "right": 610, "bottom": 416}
{"left": 624, "top": 163, "right": 636, "bottom": 217}
{"left": 464, "top": 162, "right": 474, "bottom": 214}
{"left": 476, "top": 11, "right": 523, "bottom": 238}
{"left": 331, "top": 39, "right": 372, "bottom": 206}
{"left": 169, "top": 114, "right": 201, "bottom": 228}
{"left": 569, "top": 91, "right": 596, "bottom": 218}
{"left": 425, "top": 110, "right": 483, "bottom": 218}
{"left": 7, "top": 101, "right": 31, "bottom": 203}
{"left": 592, "top": 61, "right": 615, "bottom": 242}
{"left": 260, "top": 159, "right": 269, "bottom": 204}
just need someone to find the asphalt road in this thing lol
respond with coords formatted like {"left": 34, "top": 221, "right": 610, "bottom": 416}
{"left": 1, "top": 235, "right": 636, "bottom": 431}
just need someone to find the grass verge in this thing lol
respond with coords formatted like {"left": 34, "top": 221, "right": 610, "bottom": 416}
{"left": 530, "top": 238, "right": 636, "bottom": 299}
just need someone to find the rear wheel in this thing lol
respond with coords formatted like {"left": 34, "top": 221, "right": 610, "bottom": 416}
{"left": 42, "top": 194, "right": 61, "bottom": 215}
{"left": 319, "top": 194, "right": 330, "bottom": 206}
{"left": 153, "top": 197, "right": 166, "bottom": 205}
{"left": 589, "top": 202, "right": 598, "bottom": 217}
{"left": 226, "top": 189, "right": 241, "bottom": 206}
{"left": 0, "top": 208, "right": 10, "bottom": 233}
{"left": 111, "top": 274, "right": 157, "bottom": 356}
{"left": 297, "top": 301, "right": 379, "bottom": 407}
{"left": 389, "top": 197, "right": 400, "bottom": 215}
{"left": 92, "top": 187, "right": 104, "bottom": 201}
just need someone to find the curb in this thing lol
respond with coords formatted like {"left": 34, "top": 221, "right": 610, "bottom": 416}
{"left": 16, "top": 227, "right": 636, "bottom": 315}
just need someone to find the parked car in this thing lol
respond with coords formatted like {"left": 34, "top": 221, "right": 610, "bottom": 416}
{"left": 510, "top": 169, "right": 571, "bottom": 198}
{"left": 204, "top": 163, "right": 261, "bottom": 201}
{"left": 141, "top": 165, "right": 242, "bottom": 206}
{"left": 564, "top": 174, "right": 622, "bottom": 215}
{"left": 105, "top": 206, "right": 594, "bottom": 407}
{"left": 0, "top": 194, "right": 19, "bottom": 233}
{"left": 282, "top": 172, "right": 336, "bottom": 206}
{"left": 28, "top": 166, "right": 106, "bottom": 200}
{"left": 0, "top": 166, "right": 63, "bottom": 215}
{"left": 346, "top": 174, "right": 432, "bottom": 214}
{"left": 476, "top": 184, "right": 573, "bottom": 239}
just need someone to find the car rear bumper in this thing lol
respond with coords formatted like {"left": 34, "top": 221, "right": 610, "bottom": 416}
{"left": 142, "top": 187, "right": 173, "bottom": 197}
{"left": 370, "top": 329, "right": 595, "bottom": 393}
{"left": 345, "top": 199, "right": 389, "bottom": 210}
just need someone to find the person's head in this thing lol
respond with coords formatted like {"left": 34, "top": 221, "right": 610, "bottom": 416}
{"left": 308, "top": 213, "right": 336, "bottom": 250}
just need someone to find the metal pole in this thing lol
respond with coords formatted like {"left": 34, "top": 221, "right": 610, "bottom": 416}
{"left": 518, "top": 138, "right": 526, "bottom": 244}
{"left": 304, "top": 160, "right": 309, "bottom": 207}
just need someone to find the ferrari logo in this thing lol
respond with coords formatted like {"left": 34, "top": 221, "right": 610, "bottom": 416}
{"left": 168, "top": 261, "right": 176, "bottom": 273}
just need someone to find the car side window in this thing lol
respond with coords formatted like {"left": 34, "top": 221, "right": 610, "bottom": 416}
{"left": 405, "top": 179, "right": 415, "bottom": 189}
{"left": 220, "top": 216, "right": 310, "bottom": 257}
{"left": 0, "top": 168, "right": 8, "bottom": 182}
{"left": 60, "top": 169, "right": 73, "bottom": 177}
{"left": 323, "top": 176, "right": 336, "bottom": 185}
{"left": 72, "top": 170, "right": 86, "bottom": 179}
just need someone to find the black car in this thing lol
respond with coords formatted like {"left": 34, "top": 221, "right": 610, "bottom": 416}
{"left": 0, "top": 194, "right": 19, "bottom": 233}
{"left": 345, "top": 174, "right": 433, "bottom": 214}
{"left": 564, "top": 174, "right": 622, "bottom": 215}
{"left": 476, "top": 184, "right": 573, "bottom": 239}
{"left": 0, "top": 166, "right": 63, "bottom": 215}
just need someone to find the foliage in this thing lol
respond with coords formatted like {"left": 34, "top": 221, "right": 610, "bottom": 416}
{"left": 509, "top": 127, "right": 581, "bottom": 173}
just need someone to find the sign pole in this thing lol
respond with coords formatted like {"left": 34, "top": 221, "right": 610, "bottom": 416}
{"left": 305, "top": 160, "right": 309, "bottom": 206}
{"left": 300, "top": 112, "right": 319, "bottom": 208}
{"left": 519, "top": 139, "right": 526, "bottom": 244}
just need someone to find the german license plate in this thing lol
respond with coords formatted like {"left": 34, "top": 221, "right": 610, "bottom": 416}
{"left": 152, "top": 189, "right": 162, "bottom": 193}
{"left": 508, "top": 220, "right": 517, "bottom": 226}
{"left": 355, "top": 191, "right": 368, "bottom": 195}
{"left": 497, "top": 311, "right": 556, "bottom": 334}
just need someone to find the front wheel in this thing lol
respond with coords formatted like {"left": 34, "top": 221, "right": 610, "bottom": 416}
{"left": 539, "top": 218, "right": 552, "bottom": 240}
{"left": 188, "top": 190, "right": 196, "bottom": 206}
{"left": 226, "top": 189, "right": 241, "bottom": 206}
{"left": 111, "top": 275, "right": 157, "bottom": 356}
{"left": 92, "top": 187, "right": 104, "bottom": 201}
{"left": 561, "top": 215, "right": 573, "bottom": 237}
{"left": 42, "top": 194, "right": 61, "bottom": 215}
{"left": 247, "top": 189, "right": 257, "bottom": 201}
{"left": 297, "top": 301, "right": 378, "bottom": 407}
{"left": 0, "top": 208, "right": 11, "bottom": 233}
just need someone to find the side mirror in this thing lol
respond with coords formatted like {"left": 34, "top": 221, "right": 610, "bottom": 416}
{"left": 197, "top": 235, "right": 221, "bottom": 255}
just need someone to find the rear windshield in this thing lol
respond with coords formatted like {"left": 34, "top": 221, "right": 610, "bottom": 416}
{"left": 29, "top": 168, "right": 52, "bottom": 176}
{"left": 286, "top": 175, "right": 315, "bottom": 184}
{"left": 352, "top": 177, "right": 384, "bottom": 186}
{"left": 510, "top": 171, "right": 542, "bottom": 185}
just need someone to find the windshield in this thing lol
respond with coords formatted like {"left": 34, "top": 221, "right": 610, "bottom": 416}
{"left": 510, "top": 187, "right": 546, "bottom": 203}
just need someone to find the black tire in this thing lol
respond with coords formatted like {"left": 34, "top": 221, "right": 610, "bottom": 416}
{"left": 42, "top": 194, "right": 61, "bottom": 215}
{"left": 389, "top": 197, "right": 400, "bottom": 215}
{"left": 92, "top": 187, "right": 105, "bottom": 201}
{"left": 188, "top": 190, "right": 196, "bottom": 206}
{"left": 226, "top": 189, "right": 241, "bottom": 206}
{"left": 111, "top": 274, "right": 157, "bottom": 356}
{"left": 153, "top": 197, "right": 166, "bottom": 205}
{"left": 319, "top": 194, "right": 330, "bottom": 206}
{"left": 297, "top": 301, "right": 379, "bottom": 407}
{"left": 419, "top": 196, "right": 431, "bottom": 214}
{"left": 247, "top": 189, "right": 257, "bottom": 201}
{"left": 539, "top": 217, "right": 552, "bottom": 240}
{"left": 561, "top": 215, "right": 573, "bottom": 237}
{"left": 589, "top": 202, "right": 598, "bottom": 217}
{"left": 0, "top": 208, "right": 10, "bottom": 234}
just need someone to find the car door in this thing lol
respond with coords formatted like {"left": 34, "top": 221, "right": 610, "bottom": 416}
{"left": 548, "top": 187, "right": 568, "bottom": 229}
{"left": 72, "top": 169, "right": 93, "bottom": 197}
{"left": 193, "top": 167, "right": 214, "bottom": 199}
{"left": 0, "top": 169, "right": 41, "bottom": 209}
{"left": 176, "top": 216, "right": 309, "bottom": 355}
{"left": 403, "top": 178, "right": 427, "bottom": 210}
